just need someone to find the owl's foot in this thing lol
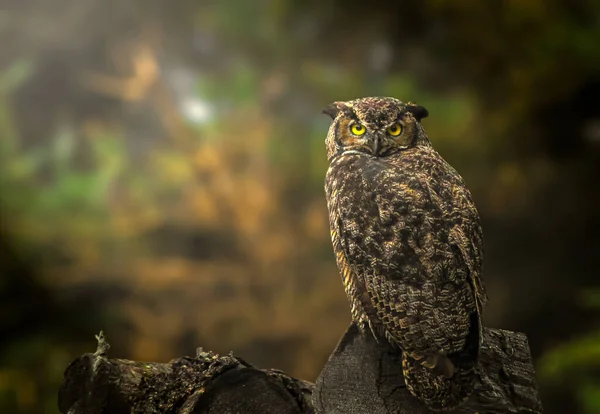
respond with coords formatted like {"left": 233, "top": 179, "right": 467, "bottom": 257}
{"left": 402, "top": 352, "right": 476, "bottom": 410}
{"left": 422, "top": 353, "right": 455, "bottom": 379}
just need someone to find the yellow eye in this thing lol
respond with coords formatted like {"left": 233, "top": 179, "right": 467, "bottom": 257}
{"left": 387, "top": 123, "right": 402, "bottom": 136}
{"left": 350, "top": 123, "right": 366, "bottom": 136}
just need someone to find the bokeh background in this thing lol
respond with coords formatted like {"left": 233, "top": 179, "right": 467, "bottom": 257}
{"left": 1, "top": 1, "right": 599, "bottom": 413}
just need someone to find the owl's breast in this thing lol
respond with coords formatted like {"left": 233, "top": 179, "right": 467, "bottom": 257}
{"left": 328, "top": 154, "right": 418, "bottom": 267}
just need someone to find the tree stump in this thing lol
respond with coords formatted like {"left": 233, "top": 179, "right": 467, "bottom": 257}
{"left": 313, "top": 323, "right": 543, "bottom": 413}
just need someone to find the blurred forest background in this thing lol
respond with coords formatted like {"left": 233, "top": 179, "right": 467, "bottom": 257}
{"left": 0, "top": 1, "right": 599, "bottom": 413}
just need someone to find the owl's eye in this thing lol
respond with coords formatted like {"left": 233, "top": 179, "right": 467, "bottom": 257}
{"left": 387, "top": 123, "right": 402, "bottom": 136}
{"left": 350, "top": 123, "right": 366, "bottom": 136}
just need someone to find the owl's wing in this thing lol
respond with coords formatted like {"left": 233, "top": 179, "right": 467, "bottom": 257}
{"left": 448, "top": 199, "right": 487, "bottom": 347}
{"left": 326, "top": 161, "right": 379, "bottom": 329}
{"left": 450, "top": 221, "right": 487, "bottom": 313}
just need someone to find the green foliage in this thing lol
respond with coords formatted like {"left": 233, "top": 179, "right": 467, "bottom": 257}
{"left": 0, "top": 333, "right": 79, "bottom": 414}
{"left": 538, "top": 290, "right": 600, "bottom": 414}
{"left": 0, "top": 118, "right": 125, "bottom": 242}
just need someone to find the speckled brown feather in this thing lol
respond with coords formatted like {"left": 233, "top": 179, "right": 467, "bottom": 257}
{"left": 323, "top": 97, "right": 487, "bottom": 411}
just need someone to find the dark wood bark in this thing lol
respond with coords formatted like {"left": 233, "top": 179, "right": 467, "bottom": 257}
{"left": 58, "top": 332, "right": 314, "bottom": 414}
{"left": 59, "top": 326, "right": 543, "bottom": 413}
{"left": 313, "top": 323, "right": 543, "bottom": 413}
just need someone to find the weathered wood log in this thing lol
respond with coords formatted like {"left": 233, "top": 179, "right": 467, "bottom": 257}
{"left": 313, "top": 323, "right": 543, "bottom": 413}
{"left": 58, "top": 332, "right": 314, "bottom": 414}
{"left": 59, "top": 325, "right": 543, "bottom": 413}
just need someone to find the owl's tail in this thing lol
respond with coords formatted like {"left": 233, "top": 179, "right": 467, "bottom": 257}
{"left": 401, "top": 350, "right": 477, "bottom": 411}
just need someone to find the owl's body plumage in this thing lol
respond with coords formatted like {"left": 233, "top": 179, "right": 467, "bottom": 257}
{"left": 323, "top": 97, "right": 486, "bottom": 411}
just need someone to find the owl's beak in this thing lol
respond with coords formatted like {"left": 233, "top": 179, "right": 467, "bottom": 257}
{"left": 371, "top": 136, "right": 381, "bottom": 155}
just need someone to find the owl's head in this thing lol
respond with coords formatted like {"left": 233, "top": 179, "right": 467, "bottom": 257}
{"left": 322, "top": 97, "right": 429, "bottom": 160}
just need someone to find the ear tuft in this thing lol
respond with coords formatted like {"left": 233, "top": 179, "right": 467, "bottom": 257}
{"left": 322, "top": 101, "right": 346, "bottom": 119}
{"left": 406, "top": 102, "right": 429, "bottom": 122}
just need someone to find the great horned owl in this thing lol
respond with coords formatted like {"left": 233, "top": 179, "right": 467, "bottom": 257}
{"left": 323, "top": 97, "right": 487, "bottom": 411}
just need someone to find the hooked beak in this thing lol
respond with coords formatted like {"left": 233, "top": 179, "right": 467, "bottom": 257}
{"left": 371, "top": 135, "right": 381, "bottom": 156}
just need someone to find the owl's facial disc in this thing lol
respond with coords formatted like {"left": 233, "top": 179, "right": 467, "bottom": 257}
{"left": 323, "top": 97, "right": 430, "bottom": 160}
{"left": 339, "top": 119, "right": 381, "bottom": 155}
{"left": 346, "top": 119, "right": 410, "bottom": 156}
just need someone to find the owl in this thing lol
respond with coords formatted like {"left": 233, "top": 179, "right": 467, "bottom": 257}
{"left": 322, "top": 97, "right": 487, "bottom": 411}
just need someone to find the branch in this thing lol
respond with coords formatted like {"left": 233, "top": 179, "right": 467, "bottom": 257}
{"left": 58, "top": 332, "right": 314, "bottom": 413}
